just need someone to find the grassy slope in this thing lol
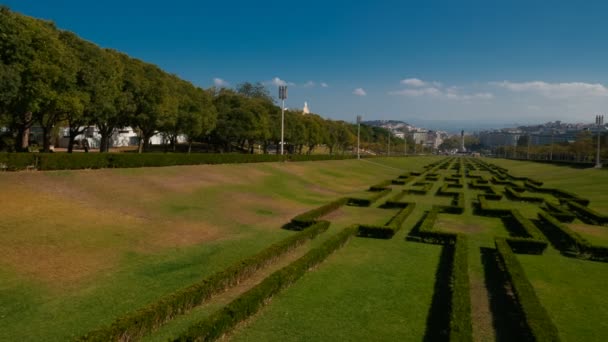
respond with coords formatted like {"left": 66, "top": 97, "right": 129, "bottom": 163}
{"left": 0, "top": 157, "right": 438, "bottom": 341}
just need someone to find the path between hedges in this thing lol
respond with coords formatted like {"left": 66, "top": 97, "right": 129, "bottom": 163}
{"left": 142, "top": 236, "right": 324, "bottom": 341}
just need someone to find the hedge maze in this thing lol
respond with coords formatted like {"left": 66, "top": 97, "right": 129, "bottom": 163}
{"left": 77, "top": 156, "right": 608, "bottom": 341}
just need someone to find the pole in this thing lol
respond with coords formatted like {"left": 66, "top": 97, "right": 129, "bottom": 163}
{"left": 404, "top": 138, "right": 407, "bottom": 156}
{"left": 387, "top": 132, "right": 391, "bottom": 156}
{"left": 278, "top": 86, "right": 287, "bottom": 155}
{"left": 281, "top": 99, "right": 285, "bottom": 155}
{"left": 596, "top": 115, "right": 603, "bottom": 168}
{"left": 356, "top": 115, "right": 361, "bottom": 159}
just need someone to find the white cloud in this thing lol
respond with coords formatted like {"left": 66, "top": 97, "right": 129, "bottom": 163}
{"left": 213, "top": 78, "right": 229, "bottom": 87}
{"left": 389, "top": 82, "right": 493, "bottom": 101}
{"left": 303, "top": 81, "right": 315, "bottom": 88}
{"left": 320, "top": 82, "right": 329, "bottom": 88}
{"left": 401, "top": 78, "right": 427, "bottom": 87}
{"left": 353, "top": 88, "right": 367, "bottom": 96}
{"left": 267, "top": 77, "right": 295, "bottom": 87}
{"left": 492, "top": 81, "right": 608, "bottom": 98}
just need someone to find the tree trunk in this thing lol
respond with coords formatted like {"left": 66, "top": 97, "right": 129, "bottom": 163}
{"left": 187, "top": 139, "right": 193, "bottom": 154}
{"left": 99, "top": 126, "right": 113, "bottom": 153}
{"left": 41, "top": 126, "right": 52, "bottom": 152}
{"left": 15, "top": 112, "right": 33, "bottom": 151}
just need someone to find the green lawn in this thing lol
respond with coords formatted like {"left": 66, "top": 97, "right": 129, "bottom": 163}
{"left": 228, "top": 238, "right": 442, "bottom": 342}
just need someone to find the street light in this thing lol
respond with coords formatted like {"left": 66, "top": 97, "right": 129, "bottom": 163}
{"left": 595, "top": 115, "right": 604, "bottom": 168}
{"left": 387, "top": 131, "right": 391, "bottom": 156}
{"left": 356, "top": 115, "right": 362, "bottom": 159}
{"left": 278, "top": 85, "right": 288, "bottom": 155}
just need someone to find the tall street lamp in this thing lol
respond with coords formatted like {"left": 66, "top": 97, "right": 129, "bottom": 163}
{"left": 356, "top": 115, "right": 362, "bottom": 159}
{"left": 278, "top": 85, "right": 288, "bottom": 155}
{"left": 595, "top": 115, "right": 604, "bottom": 168}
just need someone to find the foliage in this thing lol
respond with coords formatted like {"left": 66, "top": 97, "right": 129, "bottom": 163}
{"left": 494, "top": 238, "right": 561, "bottom": 341}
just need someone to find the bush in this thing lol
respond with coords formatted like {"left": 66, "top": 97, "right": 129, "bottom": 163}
{"left": 0, "top": 152, "right": 36, "bottom": 170}
{"left": 449, "top": 235, "right": 472, "bottom": 341}
{"left": 2, "top": 152, "right": 358, "bottom": 171}
{"left": 290, "top": 197, "right": 349, "bottom": 229}
{"left": 79, "top": 220, "right": 331, "bottom": 341}
{"left": 503, "top": 210, "right": 548, "bottom": 254}
{"left": 413, "top": 207, "right": 458, "bottom": 245}
{"left": 565, "top": 200, "right": 608, "bottom": 225}
{"left": 537, "top": 212, "right": 608, "bottom": 262}
{"left": 359, "top": 203, "right": 416, "bottom": 239}
{"left": 495, "top": 238, "right": 561, "bottom": 341}
{"left": 504, "top": 187, "right": 544, "bottom": 203}
{"left": 174, "top": 224, "right": 359, "bottom": 342}
{"left": 542, "top": 202, "right": 576, "bottom": 223}
{"left": 477, "top": 195, "right": 511, "bottom": 217}
{"left": 347, "top": 188, "right": 391, "bottom": 207}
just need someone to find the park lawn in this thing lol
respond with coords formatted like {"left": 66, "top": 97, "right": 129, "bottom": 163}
{"left": 567, "top": 221, "right": 608, "bottom": 246}
{"left": 227, "top": 237, "right": 443, "bottom": 342}
{"left": 0, "top": 157, "right": 427, "bottom": 341}
{"left": 518, "top": 248, "right": 608, "bottom": 342}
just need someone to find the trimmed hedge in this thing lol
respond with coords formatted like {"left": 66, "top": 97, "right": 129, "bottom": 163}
{"left": 0, "top": 152, "right": 358, "bottom": 171}
{"left": 565, "top": 200, "right": 608, "bottom": 225}
{"left": 411, "top": 207, "right": 458, "bottom": 245}
{"left": 358, "top": 203, "right": 416, "bottom": 239}
{"left": 0, "top": 152, "right": 37, "bottom": 170}
{"left": 79, "top": 221, "right": 331, "bottom": 341}
{"left": 173, "top": 224, "right": 359, "bottom": 342}
{"left": 503, "top": 210, "right": 548, "bottom": 254}
{"left": 495, "top": 238, "right": 561, "bottom": 341}
{"left": 369, "top": 179, "right": 393, "bottom": 191}
{"left": 347, "top": 188, "right": 391, "bottom": 207}
{"left": 542, "top": 202, "right": 576, "bottom": 223}
{"left": 290, "top": 197, "right": 349, "bottom": 229}
{"left": 538, "top": 212, "right": 608, "bottom": 262}
{"left": 477, "top": 195, "right": 511, "bottom": 217}
{"left": 449, "top": 235, "right": 473, "bottom": 341}
{"left": 504, "top": 187, "right": 544, "bottom": 203}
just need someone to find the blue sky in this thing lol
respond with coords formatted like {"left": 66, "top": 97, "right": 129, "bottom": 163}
{"left": 4, "top": 0, "right": 608, "bottom": 131}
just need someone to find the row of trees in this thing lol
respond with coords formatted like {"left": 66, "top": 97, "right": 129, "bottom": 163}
{"left": 494, "top": 131, "right": 608, "bottom": 162}
{"left": 0, "top": 7, "right": 414, "bottom": 155}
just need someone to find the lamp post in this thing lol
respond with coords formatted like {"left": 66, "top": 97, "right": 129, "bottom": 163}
{"left": 356, "top": 115, "right": 361, "bottom": 159}
{"left": 387, "top": 131, "right": 391, "bottom": 156}
{"left": 595, "top": 115, "right": 604, "bottom": 168}
{"left": 278, "top": 86, "right": 288, "bottom": 155}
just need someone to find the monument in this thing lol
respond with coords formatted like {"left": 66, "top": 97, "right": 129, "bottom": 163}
{"left": 302, "top": 101, "right": 310, "bottom": 115}
{"left": 460, "top": 130, "right": 466, "bottom": 153}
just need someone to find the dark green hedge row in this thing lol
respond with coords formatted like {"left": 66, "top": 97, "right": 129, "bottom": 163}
{"left": 79, "top": 220, "right": 330, "bottom": 341}
{"left": 504, "top": 187, "right": 544, "bottom": 203}
{"left": 347, "top": 188, "right": 392, "bottom": 207}
{"left": 414, "top": 207, "right": 458, "bottom": 245}
{"left": 542, "top": 202, "right": 576, "bottom": 223}
{"left": 436, "top": 184, "right": 460, "bottom": 197}
{"left": 449, "top": 235, "right": 473, "bottom": 341}
{"left": 369, "top": 179, "right": 393, "bottom": 191}
{"left": 0, "top": 152, "right": 357, "bottom": 171}
{"left": 0, "top": 152, "right": 37, "bottom": 170}
{"left": 504, "top": 210, "right": 548, "bottom": 254}
{"left": 359, "top": 203, "right": 416, "bottom": 239}
{"left": 537, "top": 212, "right": 608, "bottom": 262}
{"left": 495, "top": 238, "right": 561, "bottom": 341}
{"left": 391, "top": 179, "right": 406, "bottom": 185}
{"left": 173, "top": 224, "right": 359, "bottom": 342}
{"left": 525, "top": 182, "right": 591, "bottom": 207}
{"left": 565, "top": 200, "right": 608, "bottom": 225}
{"left": 289, "top": 198, "right": 349, "bottom": 229}
{"left": 477, "top": 195, "right": 512, "bottom": 217}
{"left": 380, "top": 191, "right": 408, "bottom": 208}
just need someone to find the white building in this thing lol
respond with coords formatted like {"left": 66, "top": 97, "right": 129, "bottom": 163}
{"left": 57, "top": 126, "right": 187, "bottom": 149}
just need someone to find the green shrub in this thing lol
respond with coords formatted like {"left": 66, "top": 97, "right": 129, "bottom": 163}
{"left": 173, "top": 224, "right": 359, "bottom": 342}
{"left": 495, "top": 238, "right": 561, "bottom": 341}
{"left": 361, "top": 202, "right": 416, "bottom": 239}
{"left": 449, "top": 235, "right": 472, "bottom": 341}
{"left": 79, "top": 221, "right": 331, "bottom": 341}
{"left": 565, "top": 200, "right": 608, "bottom": 225}
{"left": 347, "top": 188, "right": 391, "bottom": 207}
{"left": 537, "top": 212, "right": 608, "bottom": 262}
{"left": 290, "top": 197, "right": 349, "bottom": 229}
{"left": 504, "top": 187, "right": 544, "bottom": 203}
{"left": 0, "top": 152, "right": 36, "bottom": 170}
{"left": 503, "top": 210, "right": 547, "bottom": 254}
{"left": 542, "top": 202, "right": 576, "bottom": 223}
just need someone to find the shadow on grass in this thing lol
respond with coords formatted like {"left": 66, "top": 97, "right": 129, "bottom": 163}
{"left": 480, "top": 247, "right": 531, "bottom": 341}
{"left": 405, "top": 211, "right": 428, "bottom": 242}
{"left": 423, "top": 244, "right": 453, "bottom": 342}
